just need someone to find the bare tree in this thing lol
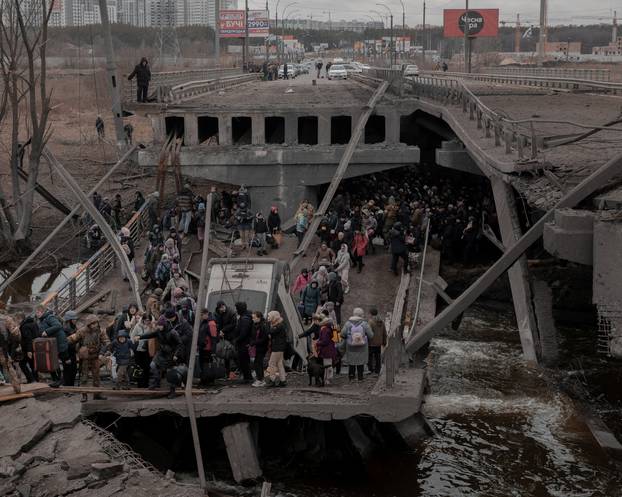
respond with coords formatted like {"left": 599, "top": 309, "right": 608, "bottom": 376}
{"left": 0, "top": 0, "right": 54, "bottom": 254}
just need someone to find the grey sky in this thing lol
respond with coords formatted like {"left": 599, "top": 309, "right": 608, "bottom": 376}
{"left": 251, "top": 0, "right": 618, "bottom": 27}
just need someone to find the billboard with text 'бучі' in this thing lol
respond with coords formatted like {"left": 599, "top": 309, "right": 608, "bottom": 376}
{"left": 443, "top": 9, "right": 499, "bottom": 38}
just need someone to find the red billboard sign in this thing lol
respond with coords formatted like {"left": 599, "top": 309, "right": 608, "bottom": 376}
{"left": 443, "top": 9, "right": 499, "bottom": 38}
{"left": 219, "top": 10, "right": 245, "bottom": 38}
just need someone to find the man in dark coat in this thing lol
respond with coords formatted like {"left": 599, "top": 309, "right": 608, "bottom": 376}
{"left": 36, "top": 305, "right": 67, "bottom": 387}
{"left": 18, "top": 313, "right": 39, "bottom": 383}
{"left": 141, "top": 313, "right": 183, "bottom": 389}
{"left": 127, "top": 57, "right": 151, "bottom": 103}
{"left": 327, "top": 272, "right": 344, "bottom": 324}
{"left": 234, "top": 302, "right": 253, "bottom": 383}
{"left": 389, "top": 222, "right": 409, "bottom": 275}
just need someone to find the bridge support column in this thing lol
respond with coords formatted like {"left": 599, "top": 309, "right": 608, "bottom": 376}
{"left": 284, "top": 114, "right": 297, "bottom": 145}
{"left": 491, "top": 177, "right": 540, "bottom": 364}
{"left": 385, "top": 112, "right": 399, "bottom": 144}
{"left": 184, "top": 113, "right": 198, "bottom": 146}
{"left": 221, "top": 422, "right": 262, "bottom": 483}
{"left": 218, "top": 115, "right": 232, "bottom": 146}
{"left": 318, "top": 113, "right": 331, "bottom": 146}
{"left": 252, "top": 115, "right": 265, "bottom": 145}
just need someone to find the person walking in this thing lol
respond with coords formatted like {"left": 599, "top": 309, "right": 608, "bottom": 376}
{"left": 67, "top": 315, "right": 110, "bottom": 402}
{"left": 62, "top": 310, "right": 79, "bottom": 386}
{"left": 367, "top": 308, "right": 387, "bottom": 374}
{"left": 316, "top": 315, "right": 337, "bottom": 385}
{"left": 234, "top": 302, "right": 253, "bottom": 383}
{"left": 17, "top": 312, "right": 39, "bottom": 383}
{"left": 334, "top": 243, "right": 351, "bottom": 294}
{"left": 340, "top": 308, "right": 373, "bottom": 381}
{"left": 250, "top": 311, "right": 269, "bottom": 387}
{"left": 36, "top": 305, "right": 66, "bottom": 388}
{"left": 266, "top": 311, "right": 287, "bottom": 387}
{"left": 327, "top": 272, "right": 344, "bottom": 325}
{"left": 253, "top": 212, "right": 269, "bottom": 255}
{"left": 389, "top": 222, "right": 409, "bottom": 275}
{"left": 127, "top": 57, "right": 151, "bottom": 103}
{"left": 95, "top": 116, "right": 105, "bottom": 139}
{"left": 351, "top": 229, "right": 368, "bottom": 274}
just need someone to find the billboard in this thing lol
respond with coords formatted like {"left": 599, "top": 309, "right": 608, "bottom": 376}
{"left": 248, "top": 10, "right": 269, "bottom": 38}
{"left": 443, "top": 9, "right": 499, "bottom": 38}
{"left": 219, "top": 10, "right": 245, "bottom": 38}
{"left": 219, "top": 10, "right": 269, "bottom": 38}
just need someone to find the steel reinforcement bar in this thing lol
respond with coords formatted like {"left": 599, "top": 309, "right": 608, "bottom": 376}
{"left": 41, "top": 194, "right": 155, "bottom": 316}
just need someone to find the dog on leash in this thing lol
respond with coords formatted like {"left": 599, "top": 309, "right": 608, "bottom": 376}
{"left": 307, "top": 356, "right": 325, "bottom": 387}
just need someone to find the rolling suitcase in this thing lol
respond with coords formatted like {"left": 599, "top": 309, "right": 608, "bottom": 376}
{"left": 33, "top": 337, "right": 59, "bottom": 373}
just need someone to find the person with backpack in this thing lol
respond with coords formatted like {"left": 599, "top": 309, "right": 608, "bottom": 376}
{"left": 340, "top": 307, "right": 373, "bottom": 381}
{"left": 234, "top": 302, "right": 253, "bottom": 384}
{"left": 250, "top": 311, "right": 269, "bottom": 387}
{"left": 266, "top": 311, "right": 287, "bottom": 387}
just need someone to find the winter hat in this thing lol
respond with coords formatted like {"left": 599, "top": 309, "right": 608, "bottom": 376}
{"left": 120, "top": 227, "right": 131, "bottom": 237}
{"left": 118, "top": 330, "right": 129, "bottom": 338}
{"left": 328, "top": 272, "right": 338, "bottom": 281}
{"left": 198, "top": 203, "right": 206, "bottom": 211}
{"left": 164, "top": 308, "right": 177, "bottom": 319}
{"left": 63, "top": 310, "right": 78, "bottom": 322}
{"left": 353, "top": 308, "right": 365, "bottom": 318}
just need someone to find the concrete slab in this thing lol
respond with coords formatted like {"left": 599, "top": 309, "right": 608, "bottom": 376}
{"left": 0, "top": 399, "right": 52, "bottom": 458}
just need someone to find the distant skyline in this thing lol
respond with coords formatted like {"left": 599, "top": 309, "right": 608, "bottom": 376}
{"left": 252, "top": 0, "right": 619, "bottom": 27}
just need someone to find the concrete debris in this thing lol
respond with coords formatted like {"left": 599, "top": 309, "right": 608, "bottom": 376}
{"left": 90, "top": 462, "right": 125, "bottom": 480}
{"left": 285, "top": 88, "right": 294, "bottom": 93}
{"left": 0, "top": 399, "right": 205, "bottom": 497}
{"left": 164, "top": 469, "right": 175, "bottom": 480}
{"left": 0, "top": 457, "right": 25, "bottom": 478}
{"left": 62, "top": 454, "right": 110, "bottom": 480}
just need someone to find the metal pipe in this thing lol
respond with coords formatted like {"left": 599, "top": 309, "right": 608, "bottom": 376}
{"left": 185, "top": 193, "right": 213, "bottom": 492}
{"left": 43, "top": 149, "right": 144, "bottom": 313}
{"left": 0, "top": 146, "right": 139, "bottom": 296}
{"left": 410, "top": 218, "right": 430, "bottom": 340}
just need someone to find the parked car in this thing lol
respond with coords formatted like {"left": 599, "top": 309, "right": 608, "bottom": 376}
{"left": 403, "top": 64, "right": 420, "bottom": 77}
{"left": 327, "top": 64, "right": 348, "bottom": 80}
{"left": 278, "top": 64, "right": 297, "bottom": 79}
{"left": 343, "top": 63, "right": 362, "bottom": 74}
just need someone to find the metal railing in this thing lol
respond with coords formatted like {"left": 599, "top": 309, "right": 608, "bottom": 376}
{"left": 161, "top": 73, "right": 259, "bottom": 104}
{"left": 481, "top": 66, "right": 611, "bottom": 82}
{"left": 406, "top": 75, "right": 542, "bottom": 161}
{"left": 41, "top": 194, "right": 155, "bottom": 316}
{"left": 123, "top": 67, "right": 242, "bottom": 102}
{"left": 420, "top": 70, "right": 622, "bottom": 95}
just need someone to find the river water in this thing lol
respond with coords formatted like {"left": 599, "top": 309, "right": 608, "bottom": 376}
{"left": 275, "top": 303, "right": 622, "bottom": 497}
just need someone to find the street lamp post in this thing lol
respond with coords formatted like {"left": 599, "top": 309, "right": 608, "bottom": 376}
{"left": 280, "top": 2, "right": 298, "bottom": 60}
{"left": 371, "top": 9, "right": 388, "bottom": 64}
{"left": 376, "top": 3, "right": 394, "bottom": 67}
{"left": 397, "top": 0, "right": 405, "bottom": 57}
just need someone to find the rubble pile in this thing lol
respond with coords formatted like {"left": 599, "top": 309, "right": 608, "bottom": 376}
{"left": 0, "top": 396, "right": 202, "bottom": 497}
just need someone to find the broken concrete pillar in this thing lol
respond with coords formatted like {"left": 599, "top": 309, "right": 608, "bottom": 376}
{"left": 491, "top": 177, "right": 540, "bottom": 364}
{"left": 284, "top": 114, "right": 297, "bottom": 145}
{"left": 343, "top": 418, "right": 373, "bottom": 460}
{"left": 394, "top": 413, "right": 433, "bottom": 448}
{"left": 252, "top": 114, "right": 265, "bottom": 145}
{"left": 184, "top": 113, "right": 198, "bottom": 146}
{"left": 221, "top": 422, "right": 262, "bottom": 483}
{"left": 218, "top": 115, "right": 232, "bottom": 146}
{"left": 532, "top": 280, "right": 558, "bottom": 366}
{"left": 318, "top": 113, "right": 331, "bottom": 146}
{"left": 385, "top": 112, "right": 399, "bottom": 144}
{"left": 543, "top": 208, "right": 594, "bottom": 265}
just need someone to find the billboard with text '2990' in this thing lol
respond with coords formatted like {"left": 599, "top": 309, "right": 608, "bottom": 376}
{"left": 443, "top": 9, "right": 499, "bottom": 38}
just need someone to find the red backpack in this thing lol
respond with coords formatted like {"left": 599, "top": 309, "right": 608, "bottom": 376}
{"left": 204, "top": 320, "right": 219, "bottom": 352}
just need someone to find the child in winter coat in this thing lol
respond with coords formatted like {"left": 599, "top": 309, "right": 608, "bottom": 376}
{"left": 111, "top": 330, "right": 137, "bottom": 390}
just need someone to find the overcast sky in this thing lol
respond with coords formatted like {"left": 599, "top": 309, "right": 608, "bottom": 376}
{"left": 252, "top": 0, "right": 618, "bottom": 27}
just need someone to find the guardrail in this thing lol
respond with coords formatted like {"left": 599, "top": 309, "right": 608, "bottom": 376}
{"left": 41, "top": 194, "right": 155, "bottom": 316}
{"left": 407, "top": 75, "right": 541, "bottom": 160}
{"left": 123, "top": 68, "right": 242, "bottom": 103}
{"left": 161, "top": 74, "right": 260, "bottom": 104}
{"left": 420, "top": 70, "right": 622, "bottom": 95}
{"left": 482, "top": 66, "right": 611, "bottom": 82}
